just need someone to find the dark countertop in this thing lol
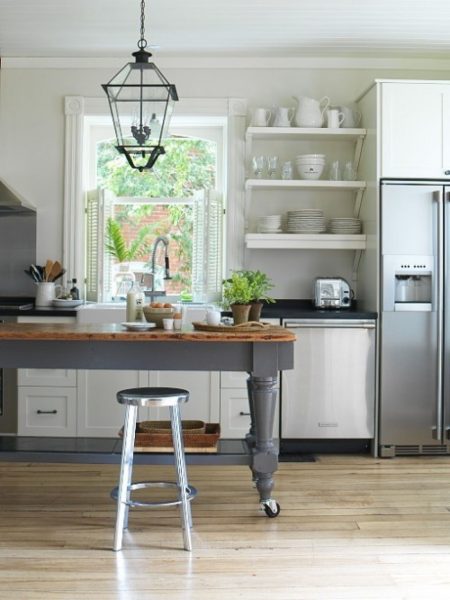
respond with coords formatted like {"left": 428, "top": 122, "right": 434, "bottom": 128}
{"left": 257, "top": 299, "right": 377, "bottom": 321}
{"left": 0, "top": 298, "right": 377, "bottom": 320}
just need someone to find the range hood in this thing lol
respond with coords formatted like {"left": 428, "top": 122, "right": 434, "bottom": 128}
{"left": 0, "top": 178, "right": 36, "bottom": 214}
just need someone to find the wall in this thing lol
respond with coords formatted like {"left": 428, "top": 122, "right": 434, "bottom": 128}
{"left": 1, "top": 59, "right": 449, "bottom": 299}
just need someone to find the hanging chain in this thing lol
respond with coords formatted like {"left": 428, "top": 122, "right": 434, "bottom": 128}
{"left": 137, "top": 0, "right": 147, "bottom": 49}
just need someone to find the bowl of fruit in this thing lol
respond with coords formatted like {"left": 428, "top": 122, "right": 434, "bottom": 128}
{"left": 143, "top": 302, "right": 175, "bottom": 328}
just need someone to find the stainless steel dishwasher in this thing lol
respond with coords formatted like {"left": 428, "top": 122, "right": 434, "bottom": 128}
{"left": 281, "top": 319, "right": 376, "bottom": 439}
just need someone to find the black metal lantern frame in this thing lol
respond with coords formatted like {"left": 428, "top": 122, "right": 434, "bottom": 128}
{"left": 102, "top": 0, "right": 178, "bottom": 171}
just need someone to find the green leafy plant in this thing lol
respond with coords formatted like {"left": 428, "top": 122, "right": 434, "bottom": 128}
{"left": 238, "top": 270, "right": 275, "bottom": 303}
{"left": 222, "top": 271, "right": 253, "bottom": 307}
{"left": 105, "top": 218, "right": 153, "bottom": 263}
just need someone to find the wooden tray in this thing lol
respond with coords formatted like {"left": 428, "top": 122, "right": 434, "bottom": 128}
{"left": 192, "top": 321, "right": 283, "bottom": 333}
{"left": 119, "top": 422, "right": 221, "bottom": 453}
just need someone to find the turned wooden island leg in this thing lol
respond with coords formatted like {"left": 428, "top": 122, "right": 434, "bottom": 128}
{"left": 248, "top": 375, "right": 280, "bottom": 517}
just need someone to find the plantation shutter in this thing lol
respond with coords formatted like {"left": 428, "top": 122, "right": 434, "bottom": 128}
{"left": 192, "top": 189, "right": 224, "bottom": 303}
{"left": 85, "top": 189, "right": 114, "bottom": 301}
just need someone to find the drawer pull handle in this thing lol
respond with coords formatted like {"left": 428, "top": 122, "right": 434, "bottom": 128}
{"left": 36, "top": 409, "right": 58, "bottom": 415}
{"left": 239, "top": 411, "right": 251, "bottom": 416}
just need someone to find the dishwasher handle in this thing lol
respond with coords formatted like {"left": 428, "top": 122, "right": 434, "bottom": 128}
{"left": 284, "top": 319, "right": 376, "bottom": 329}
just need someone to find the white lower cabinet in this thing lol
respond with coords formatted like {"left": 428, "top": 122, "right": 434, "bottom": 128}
{"left": 17, "top": 316, "right": 78, "bottom": 436}
{"left": 18, "top": 387, "right": 77, "bottom": 436}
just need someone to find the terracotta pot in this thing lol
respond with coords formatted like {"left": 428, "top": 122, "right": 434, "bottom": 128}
{"left": 230, "top": 304, "right": 251, "bottom": 325}
{"left": 248, "top": 302, "right": 263, "bottom": 322}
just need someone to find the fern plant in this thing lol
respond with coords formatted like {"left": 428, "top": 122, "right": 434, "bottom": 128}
{"left": 105, "top": 218, "right": 153, "bottom": 263}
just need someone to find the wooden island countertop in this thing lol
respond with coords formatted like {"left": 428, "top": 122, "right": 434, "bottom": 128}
{"left": 0, "top": 322, "right": 296, "bottom": 342}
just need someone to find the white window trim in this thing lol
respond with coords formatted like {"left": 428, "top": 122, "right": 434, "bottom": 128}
{"left": 63, "top": 96, "right": 247, "bottom": 292}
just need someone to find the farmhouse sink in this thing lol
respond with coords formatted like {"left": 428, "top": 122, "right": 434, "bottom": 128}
{"left": 77, "top": 302, "right": 207, "bottom": 324}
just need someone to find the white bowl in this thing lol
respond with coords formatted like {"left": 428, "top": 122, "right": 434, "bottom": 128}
{"left": 296, "top": 154, "right": 326, "bottom": 161}
{"left": 296, "top": 163, "right": 325, "bottom": 180}
{"left": 296, "top": 159, "right": 326, "bottom": 166}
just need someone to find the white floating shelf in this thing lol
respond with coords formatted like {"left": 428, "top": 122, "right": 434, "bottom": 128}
{"left": 245, "top": 233, "right": 366, "bottom": 250}
{"left": 245, "top": 179, "right": 366, "bottom": 192}
{"left": 246, "top": 126, "right": 366, "bottom": 142}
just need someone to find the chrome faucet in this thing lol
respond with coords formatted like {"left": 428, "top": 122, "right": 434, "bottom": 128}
{"left": 145, "top": 236, "right": 171, "bottom": 297}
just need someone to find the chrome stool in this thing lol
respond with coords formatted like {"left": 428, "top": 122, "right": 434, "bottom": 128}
{"left": 111, "top": 387, "right": 197, "bottom": 552}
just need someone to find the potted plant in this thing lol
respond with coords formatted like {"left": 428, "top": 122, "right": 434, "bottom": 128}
{"left": 239, "top": 270, "right": 275, "bottom": 321}
{"left": 222, "top": 271, "right": 253, "bottom": 325}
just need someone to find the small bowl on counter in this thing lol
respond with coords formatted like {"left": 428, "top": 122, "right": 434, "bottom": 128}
{"left": 143, "top": 306, "right": 175, "bottom": 328}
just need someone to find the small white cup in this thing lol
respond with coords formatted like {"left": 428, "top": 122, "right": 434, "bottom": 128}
{"left": 251, "top": 108, "right": 272, "bottom": 127}
{"left": 326, "top": 108, "right": 345, "bottom": 129}
{"left": 162, "top": 318, "right": 174, "bottom": 330}
{"left": 173, "top": 318, "right": 182, "bottom": 330}
{"left": 206, "top": 309, "right": 221, "bottom": 326}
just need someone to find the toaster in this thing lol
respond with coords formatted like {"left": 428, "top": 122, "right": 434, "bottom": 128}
{"left": 313, "top": 277, "right": 352, "bottom": 309}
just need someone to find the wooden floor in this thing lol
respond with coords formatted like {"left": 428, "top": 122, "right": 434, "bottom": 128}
{"left": 1, "top": 456, "right": 450, "bottom": 599}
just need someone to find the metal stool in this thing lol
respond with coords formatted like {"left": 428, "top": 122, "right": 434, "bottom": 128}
{"left": 111, "top": 387, "right": 197, "bottom": 552}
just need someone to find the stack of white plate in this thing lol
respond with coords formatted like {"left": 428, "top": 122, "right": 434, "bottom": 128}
{"left": 328, "top": 217, "right": 362, "bottom": 234}
{"left": 257, "top": 214, "right": 283, "bottom": 233}
{"left": 286, "top": 209, "right": 326, "bottom": 233}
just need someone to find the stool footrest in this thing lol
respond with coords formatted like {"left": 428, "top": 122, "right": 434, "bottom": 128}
{"left": 111, "top": 481, "right": 197, "bottom": 509}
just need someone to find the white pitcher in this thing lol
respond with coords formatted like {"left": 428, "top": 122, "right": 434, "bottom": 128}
{"left": 272, "top": 106, "right": 294, "bottom": 127}
{"left": 292, "top": 95, "right": 330, "bottom": 128}
{"left": 35, "top": 282, "right": 61, "bottom": 307}
{"left": 339, "top": 105, "right": 362, "bottom": 128}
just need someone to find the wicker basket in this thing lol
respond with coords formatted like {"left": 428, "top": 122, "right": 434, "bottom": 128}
{"left": 119, "top": 422, "right": 220, "bottom": 453}
{"left": 138, "top": 420, "right": 206, "bottom": 434}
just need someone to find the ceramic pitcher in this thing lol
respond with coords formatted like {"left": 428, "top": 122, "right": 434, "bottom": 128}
{"left": 35, "top": 282, "right": 61, "bottom": 307}
{"left": 339, "top": 105, "right": 362, "bottom": 128}
{"left": 272, "top": 106, "right": 295, "bottom": 127}
{"left": 292, "top": 95, "right": 330, "bottom": 128}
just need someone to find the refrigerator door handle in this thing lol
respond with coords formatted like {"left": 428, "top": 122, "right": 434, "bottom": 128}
{"left": 434, "top": 189, "right": 444, "bottom": 441}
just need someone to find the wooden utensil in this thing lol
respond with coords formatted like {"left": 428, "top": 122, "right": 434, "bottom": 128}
{"left": 48, "top": 261, "right": 62, "bottom": 282}
{"left": 44, "top": 259, "right": 53, "bottom": 282}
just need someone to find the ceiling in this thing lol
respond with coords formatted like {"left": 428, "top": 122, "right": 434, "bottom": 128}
{"left": 1, "top": 0, "right": 450, "bottom": 59}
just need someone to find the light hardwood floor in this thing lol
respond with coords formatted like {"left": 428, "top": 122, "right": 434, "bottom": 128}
{"left": 1, "top": 455, "right": 450, "bottom": 599}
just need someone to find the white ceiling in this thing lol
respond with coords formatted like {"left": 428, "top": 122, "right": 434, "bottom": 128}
{"left": 1, "top": 0, "right": 450, "bottom": 59}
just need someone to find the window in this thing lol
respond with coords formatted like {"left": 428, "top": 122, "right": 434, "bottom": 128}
{"left": 84, "top": 119, "right": 225, "bottom": 303}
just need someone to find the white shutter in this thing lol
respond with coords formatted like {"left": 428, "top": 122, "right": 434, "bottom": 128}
{"left": 85, "top": 189, "right": 114, "bottom": 302}
{"left": 192, "top": 190, "right": 223, "bottom": 303}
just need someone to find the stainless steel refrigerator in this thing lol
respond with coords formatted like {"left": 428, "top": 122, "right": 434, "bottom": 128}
{"left": 380, "top": 180, "right": 450, "bottom": 457}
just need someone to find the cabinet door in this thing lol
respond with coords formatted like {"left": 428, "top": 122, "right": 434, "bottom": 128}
{"left": 77, "top": 370, "right": 149, "bottom": 437}
{"left": 381, "top": 82, "right": 450, "bottom": 178}
{"left": 148, "top": 371, "right": 220, "bottom": 423}
{"left": 18, "top": 369, "right": 77, "bottom": 387}
{"left": 220, "top": 389, "right": 280, "bottom": 439}
{"left": 18, "top": 387, "right": 77, "bottom": 437}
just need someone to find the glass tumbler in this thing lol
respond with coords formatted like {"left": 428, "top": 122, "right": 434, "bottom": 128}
{"left": 252, "top": 155, "right": 266, "bottom": 179}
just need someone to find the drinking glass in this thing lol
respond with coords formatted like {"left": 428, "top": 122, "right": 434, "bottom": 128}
{"left": 281, "top": 161, "right": 293, "bottom": 180}
{"left": 267, "top": 155, "right": 279, "bottom": 179}
{"left": 252, "top": 155, "right": 266, "bottom": 178}
{"left": 343, "top": 161, "right": 357, "bottom": 181}
{"left": 329, "top": 160, "right": 342, "bottom": 181}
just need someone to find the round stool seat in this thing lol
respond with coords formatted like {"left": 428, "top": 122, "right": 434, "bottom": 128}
{"left": 117, "top": 387, "right": 189, "bottom": 408}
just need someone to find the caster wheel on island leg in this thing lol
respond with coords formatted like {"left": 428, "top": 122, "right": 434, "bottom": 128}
{"left": 261, "top": 499, "right": 281, "bottom": 518}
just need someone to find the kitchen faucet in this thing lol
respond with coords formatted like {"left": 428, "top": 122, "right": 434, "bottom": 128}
{"left": 144, "top": 236, "right": 171, "bottom": 298}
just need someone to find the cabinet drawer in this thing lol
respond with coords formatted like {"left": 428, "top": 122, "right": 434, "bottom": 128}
{"left": 220, "top": 389, "right": 279, "bottom": 439}
{"left": 18, "top": 387, "right": 77, "bottom": 436}
{"left": 18, "top": 369, "right": 77, "bottom": 387}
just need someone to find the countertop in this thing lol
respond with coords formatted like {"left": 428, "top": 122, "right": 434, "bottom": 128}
{"left": 0, "top": 298, "right": 378, "bottom": 320}
{"left": 0, "top": 322, "right": 296, "bottom": 343}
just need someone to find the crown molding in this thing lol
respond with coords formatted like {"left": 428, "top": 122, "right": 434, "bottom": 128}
{"left": 4, "top": 55, "right": 450, "bottom": 70}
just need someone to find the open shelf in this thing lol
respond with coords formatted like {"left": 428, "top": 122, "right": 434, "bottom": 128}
{"left": 245, "top": 233, "right": 366, "bottom": 250}
{"left": 246, "top": 126, "right": 366, "bottom": 143}
{"left": 245, "top": 179, "right": 366, "bottom": 192}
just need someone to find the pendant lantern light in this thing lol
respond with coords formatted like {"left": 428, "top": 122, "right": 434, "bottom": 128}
{"left": 102, "top": 0, "right": 178, "bottom": 171}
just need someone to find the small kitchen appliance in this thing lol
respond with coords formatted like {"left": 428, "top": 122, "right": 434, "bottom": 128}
{"left": 313, "top": 277, "right": 352, "bottom": 309}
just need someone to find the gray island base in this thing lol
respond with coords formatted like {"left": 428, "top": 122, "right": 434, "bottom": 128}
{"left": 0, "top": 323, "right": 295, "bottom": 517}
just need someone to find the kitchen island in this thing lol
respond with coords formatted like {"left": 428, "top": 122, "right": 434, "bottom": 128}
{"left": 0, "top": 322, "right": 295, "bottom": 516}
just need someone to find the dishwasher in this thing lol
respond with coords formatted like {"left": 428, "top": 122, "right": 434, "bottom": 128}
{"left": 281, "top": 319, "right": 376, "bottom": 440}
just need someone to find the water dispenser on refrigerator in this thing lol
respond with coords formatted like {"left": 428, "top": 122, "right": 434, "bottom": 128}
{"left": 382, "top": 255, "right": 433, "bottom": 312}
